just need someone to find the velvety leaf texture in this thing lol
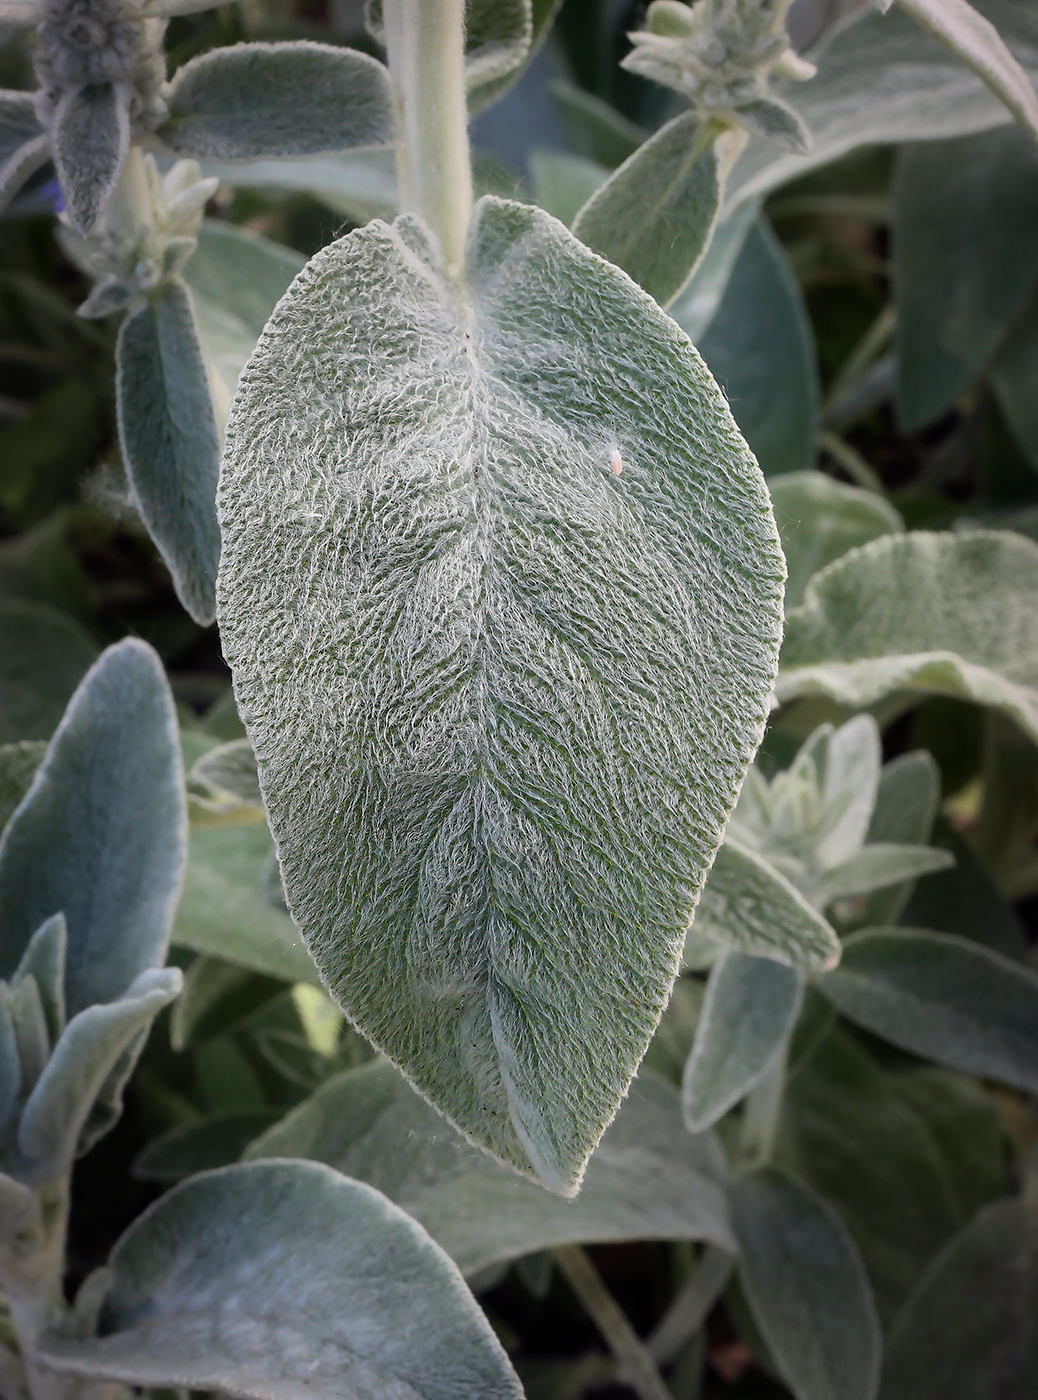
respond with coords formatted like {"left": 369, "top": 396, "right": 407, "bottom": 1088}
{"left": 117, "top": 278, "right": 221, "bottom": 626}
{"left": 249, "top": 1060, "right": 734, "bottom": 1274}
{"left": 52, "top": 82, "right": 130, "bottom": 235}
{"left": 217, "top": 196, "right": 784, "bottom": 1192}
{"left": 162, "top": 42, "right": 395, "bottom": 161}
{"left": 39, "top": 1160, "right": 524, "bottom": 1400}
{"left": 0, "top": 639, "right": 186, "bottom": 1018}
{"left": 777, "top": 531, "right": 1038, "bottom": 743}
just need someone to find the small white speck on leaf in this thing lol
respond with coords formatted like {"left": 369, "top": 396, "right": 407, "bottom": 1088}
{"left": 610, "top": 450, "right": 624, "bottom": 475}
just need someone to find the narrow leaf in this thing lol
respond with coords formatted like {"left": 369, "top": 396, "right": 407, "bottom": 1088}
{"left": 777, "top": 530, "right": 1038, "bottom": 744}
{"left": 818, "top": 927, "right": 1038, "bottom": 1092}
{"left": 692, "top": 841, "right": 841, "bottom": 971}
{"left": 816, "top": 844, "right": 954, "bottom": 905}
{"left": 898, "top": 0, "right": 1038, "bottom": 141}
{"left": 52, "top": 82, "right": 129, "bottom": 234}
{"left": 572, "top": 113, "right": 726, "bottom": 307}
{"left": 38, "top": 1160, "right": 524, "bottom": 1400}
{"left": 769, "top": 473, "right": 903, "bottom": 611}
{"left": 16, "top": 968, "right": 181, "bottom": 1182}
{"left": 249, "top": 1061, "right": 734, "bottom": 1275}
{"left": 697, "top": 220, "right": 820, "bottom": 477}
{"left": 217, "top": 196, "right": 784, "bottom": 1192}
{"left": 894, "top": 126, "right": 1038, "bottom": 429}
{"left": 683, "top": 952, "right": 804, "bottom": 1132}
{"left": 859, "top": 750, "right": 941, "bottom": 926}
{"left": 117, "top": 278, "right": 221, "bottom": 625}
{"left": 0, "top": 639, "right": 186, "bottom": 1017}
{"left": 879, "top": 1195, "right": 1038, "bottom": 1400}
{"left": 733, "top": 1168, "right": 881, "bottom": 1400}
{"left": 162, "top": 41, "right": 395, "bottom": 160}
{"left": 13, "top": 913, "right": 67, "bottom": 1046}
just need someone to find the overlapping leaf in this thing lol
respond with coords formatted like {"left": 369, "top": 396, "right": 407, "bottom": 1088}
{"left": 217, "top": 196, "right": 784, "bottom": 1192}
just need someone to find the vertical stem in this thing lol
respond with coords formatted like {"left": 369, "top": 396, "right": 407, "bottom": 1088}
{"left": 739, "top": 1042, "right": 789, "bottom": 1172}
{"left": 647, "top": 1246, "right": 733, "bottom": 1368}
{"left": 553, "top": 1245, "right": 673, "bottom": 1400}
{"left": 382, "top": 0, "right": 473, "bottom": 271}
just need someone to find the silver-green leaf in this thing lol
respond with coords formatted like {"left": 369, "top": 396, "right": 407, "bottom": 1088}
{"left": 51, "top": 82, "right": 130, "bottom": 235}
{"left": 682, "top": 952, "right": 803, "bottom": 1132}
{"left": 116, "top": 278, "right": 221, "bottom": 626}
{"left": 38, "top": 1160, "right": 524, "bottom": 1400}
{"left": 248, "top": 1059, "right": 734, "bottom": 1274}
{"left": 733, "top": 1168, "right": 881, "bottom": 1400}
{"left": 161, "top": 41, "right": 395, "bottom": 161}
{"left": 217, "top": 196, "right": 784, "bottom": 1192}
{"left": 777, "top": 530, "right": 1038, "bottom": 744}
{"left": 817, "top": 926, "right": 1038, "bottom": 1094}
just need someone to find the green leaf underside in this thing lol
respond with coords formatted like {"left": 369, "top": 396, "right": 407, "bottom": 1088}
{"left": 249, "top": 1060, "right": 733, "bottom": 1274}
{"left": 692, "top": 841, "right": 840, "bottom": 970}
{"left": 162, "top": 42, "right": 395, "bottom": 161}
{"left": 0, "top": 640, "right": 186, "bottom": 1018}
{"left": 572, "top": 112, "right": 722, "bottom": 308}
{"left": 217, "top": 196, "right": 784, "bottom": 1192}
{"left": 879, "top": 1196, "right": 1038, "bottom": 1400}
{"left": 734, "top": 1168, "right": 881, "bottom": 1400}
{"left": 894, "top": 127, "right": 1038, "bottom": 431}
{"left": 683, "top": 951, "right": 803, "bottom": 1132}
{"left": 117, "top": 278, "right": 221, "bottom": 626}
{"left": 777, "top": 531, "right": 1038, "bottom": 745}
{"left": 818, "top": 927, "right": 1038, "bottom": 1095}
{"left": 38, "top": 1160, "right": 523, "bottom": 1400}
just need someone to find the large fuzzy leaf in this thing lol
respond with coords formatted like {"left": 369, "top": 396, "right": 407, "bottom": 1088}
{"left": 162, "top": 42, "right": 395, "bottom": 161}
{"left": 52, "top": 82, "right": 130, "bottom": 235}
{"left": 817, "top": 927, "right": 1038, "bottom": 1094}
{"left": 248, "top": 1060, "right": 733, "bottom": 1274}
{"left": 879, "top": 1195, "right": 1038, "bottom": 1400}
{"left": 117, "top": 278, "right": 221, "bottom": 626}
{"left": 893, "top": 127, "right": 1038, "bottom": 430}
{"left": 683, "top": 952, "right": 803, "bottom": 1132}
{"left": 734, "top": 1168, "right": 881, "bottom": 1400}
{"left": 183, "top": 221, "right": 305, "bottom": 396}
{"left": 38, "top": 1160, "right": 523, "bottom": 1400}
{"left": 697, "top": 221, "right": 819, "bottom": 478}
{"left": 0, "top": 640, "right": 186, "bottom": 1017}
{"left": 776, "top": 531, "right": 1038, "bottom": 744}
{"left": 217, "top": 196, "right": 784, "bottom": 1192}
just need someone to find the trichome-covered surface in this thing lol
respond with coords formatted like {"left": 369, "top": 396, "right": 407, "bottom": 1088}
{"left": 217, "top": 195, "right": 784, "bottom": 1192}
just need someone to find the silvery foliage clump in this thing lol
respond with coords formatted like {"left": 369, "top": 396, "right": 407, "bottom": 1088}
{"left": 3, "top": 0, "right": 1038, "bottom": 1398}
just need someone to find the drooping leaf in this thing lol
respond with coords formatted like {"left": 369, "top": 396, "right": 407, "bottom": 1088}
{"left": 769, "top": 473, "right": 903, "bottom": 610}
{"left": 879, "top": 1195, "right": 1038, "bottom": 1400}
{"left": 777, "top": 531, "right": 1038, "bottom": 744}
{"left": 0, "top": 742, "right": 45, "bottom": 836}
{"left": 14, "top": 968, "right": 182, "bottom": 1183}
{"left": 0, "top": 601, "right": 98, "bottom": 745}
{"left": 897, "top": 0, "right": 1038, "bottom": 141}
{"left": 38, "top": 1160, "right": 524, "bottom": 1400}
{"left": 697, "top": 220, "right": 820, "bottom": 477}
{"left": 682, "top": 952, "right": 803, "bottom": 1132}
{"left": 572, "top": 113, "right": 727, "bottom": 307}
{"left": 133, "top": 1108, "right": 282, "bottom": 1182}
{"left": 725, "top": 0, "right": 1038, "bottom": 218}
{"left": 781, "top": 1027, "right": 1007, "bottom": 1324}
{"left": 162, "top": 42, "right": 395, "bottom": 161}
{"left": 0, "top": 639, "right": 186, "bottom": 1017}
{"left": 217, "top": 196, "right": 784, "bottom": 1192}
{"left": 173, "top": 824, "right": 320, "bottom": 986}
{"left": 0, "top": 91, "right": 47, "bottom": 214}
{"left": 893, "top": 126, "right": 1038, "bottom": 430}
{"left": 117, "top": 277, "right": 221, "bottom": 626}
{"left": 818, "top": 927, "right": 1038, "bottom": 1093}
{"left": 991, "top": 291, "right": 1038, "bottom": 472}
{"left": 249, "top": 1060, "right": 734, "bottom": 1275}
{"left": 183, "top": 220, "right": 305, "bottom": 397}
{"left": 51, "top": 82, "right": 130, "bottom": 235}
{"left": 857, "top": 750, "right": 940, "bottom": 926}
{"left": 690, "top": 841, "right": 841, "bottom": 971}
{"left": 733, "top": 1168, "right": 881, "bottom": 1400}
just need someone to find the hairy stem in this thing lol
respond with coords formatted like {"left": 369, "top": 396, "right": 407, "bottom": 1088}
{"left": 382, "top": 0, "right": 473, "bottom": 271}
{"left": 553, "top": 1245, "right": 673, "bottom": 1400}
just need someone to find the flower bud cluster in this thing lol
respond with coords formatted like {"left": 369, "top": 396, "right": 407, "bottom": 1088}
{"left": 623, "top": 0, "right": 815, "bottom": 137}
{"left": 60, "top": 154, "right": 217, "bottom": 318}
{"left": 33, "top": 0, "right": 167, "bottom": 137}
